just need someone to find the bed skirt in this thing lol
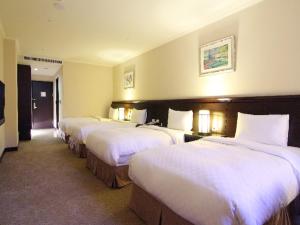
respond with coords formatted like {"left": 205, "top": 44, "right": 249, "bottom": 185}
{"left": 63, "top": 133, "right": 70, "bottom": 144}
{"left": 68, "top": 136, "right": 87, "bottom": 158}
{"left": 130, "top": 183, "right": 297, "bottom": 225}
{"left": 57, "top": 129, "right": 70, "bottom": 143}
{"left": 86, "top": 150, "right": 131, "bottom": 188}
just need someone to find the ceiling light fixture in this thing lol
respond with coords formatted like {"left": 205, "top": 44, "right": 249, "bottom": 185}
{"left": 34, "top": 68, "right": 38, "bottom": 71}
{"left": 217, "top": 98, "right": 232, "bottom": 102}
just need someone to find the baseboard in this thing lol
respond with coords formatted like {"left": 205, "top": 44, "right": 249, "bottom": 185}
{"left": 5, "top": 146, "right": 18, "bottom": 152}
{"left": 0, "top": 149, "right": 5, "bottom": 162}
{"left": 0, "top": 146, "right": 18, "bottom": 162}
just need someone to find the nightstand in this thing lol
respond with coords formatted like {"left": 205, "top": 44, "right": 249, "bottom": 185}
{"left": 184, "top": 133, "right": 203, "bottom": 142}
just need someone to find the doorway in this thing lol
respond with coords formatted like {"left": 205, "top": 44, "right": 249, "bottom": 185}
{"left": 32, "top": 81, "right": 54, "bottom": 129}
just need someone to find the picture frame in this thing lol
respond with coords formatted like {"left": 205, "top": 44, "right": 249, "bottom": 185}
{"left": 199, "top": 36, "right": 235, "bottom": 75}
{"left": 123, "top": 70, "right": 134, "bottom": 89}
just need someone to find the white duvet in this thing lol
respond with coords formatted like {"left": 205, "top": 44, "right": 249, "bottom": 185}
{"left": 70, "top": 120, "right": 137, "bottom": 144}
{"left": 129, "top": 137, "right": 300, "bottom": 225}
{"left": 86, "top": 125, "right": 185, "bottom": 166}
{"left": 58, "top": 117, "right": 100, "bottom": 134}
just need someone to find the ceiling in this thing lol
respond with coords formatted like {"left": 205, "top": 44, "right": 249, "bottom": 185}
{"left": 18, "top": 56, "right": 62, "bottom": 76}
{"left": 0, "top": 0, "right": 262, "bottom": 67}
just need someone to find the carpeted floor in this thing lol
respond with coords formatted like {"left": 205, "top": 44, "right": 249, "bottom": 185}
{"left": 0, "top": 129, "right": 144, "bottom": 225}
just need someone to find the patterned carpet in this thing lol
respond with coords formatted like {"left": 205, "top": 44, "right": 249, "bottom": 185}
{"left": 0, "top": 129, "right": 144, "bottom": 225}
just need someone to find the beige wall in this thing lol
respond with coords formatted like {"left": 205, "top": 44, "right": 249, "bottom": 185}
{"left": 113, "top": 0, "right": 300, "bottom": 101}
{"left": 62, "top": 61, "right": 113, "bottom": 118}
{"left": 0, "top": 24, "right": 5, "bottom": 156}
{"left": 4, "top": 39, "right": 18, "bottom": 148}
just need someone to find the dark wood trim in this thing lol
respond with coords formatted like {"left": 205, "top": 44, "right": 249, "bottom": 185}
{"left": 0, "top": 118, "right": 4, "bottom": 126}
{"left": 17, "top": 64, "right": 32, "bottom": 140}
{"left": 55, "top": 77, "right": 59, "bottom": 128}
{"left": 0, "top": 150, "right": 5, "bottom": 162}
{"left": 112, "top": 94, "right": 300, "bottom": 147}
{"left": 5, "top": 147, "right": 18, "bottom": 152}
{"left": 0, "top": 146, "right": 18, "bottom": 162}
{"left": 112, "top": 95, "right": 300, "bottom": 104}
{"left": 0, "top": 80, "right": 5, "bottom": 126}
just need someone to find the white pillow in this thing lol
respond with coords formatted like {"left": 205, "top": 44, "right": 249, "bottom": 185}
{"left": 108, "top": 107, "right": 119, "bottom": 120}
{"left": 130, "top": 109, "right": 147, "bottom": 124}
{"left": 167, "top": 109, "right": 193, "bottom": 131}
{"left": 235, "top": 112, "right": 289, "bottom": 146}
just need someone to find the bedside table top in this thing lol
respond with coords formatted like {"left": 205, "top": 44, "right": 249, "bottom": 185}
{"left": 184, "top": 133, "right": 226, "bottom": 143}
{"left": 184, "top": 133, "right": 203, "bottom": 142}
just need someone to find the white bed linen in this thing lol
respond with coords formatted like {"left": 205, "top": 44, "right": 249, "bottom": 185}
{"left": 129, "top": 137, "right": 300, "bottom": 225}
{"left": 58, "top": 117, "right": 100, "bottom": 134}
{"left": 71, "top": 120, "right": 137, "bottom": 144}
{"left": 86, "top": 125, "right": 185, "bottom": 166}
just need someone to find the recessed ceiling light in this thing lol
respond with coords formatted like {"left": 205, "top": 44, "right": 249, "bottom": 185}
{"left": 34, "top": 68, "right": 38, "bottom": 71}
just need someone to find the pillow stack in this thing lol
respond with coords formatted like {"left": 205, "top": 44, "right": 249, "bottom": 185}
{"left": 167, "top": 109, "right": 193, "bottom": 131}
{"left": 130, "top": 109, "right": 147, "bottom": 124}
{"left": 235, "top": 112, "right": 289, "bottom": 146}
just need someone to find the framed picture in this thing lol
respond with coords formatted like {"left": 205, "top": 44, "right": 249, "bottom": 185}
{"left": 123, "top": 70, "right": 134, "bottom": 89}
{"left": 199, "top": 36, "right": 235, "bottom": 75}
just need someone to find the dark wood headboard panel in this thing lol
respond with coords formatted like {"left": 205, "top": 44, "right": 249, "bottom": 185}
{"left": 112, "top": 95, "right": 300, "bottom": 147}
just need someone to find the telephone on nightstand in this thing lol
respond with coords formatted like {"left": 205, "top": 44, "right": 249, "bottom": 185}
{"left": 146, "top": 119, "right": 160, "bottom": 125}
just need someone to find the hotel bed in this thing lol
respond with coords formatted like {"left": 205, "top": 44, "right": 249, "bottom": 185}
{"left": 129, "top": 137, "right": 300, "bottom": 225}
{"left": 85, "top": 125, "right": 185, "bottom": 188}
{"left": 67, "top": 108, "right": 147, "bottom": 158}
{"left": 85, "top": 108, "right": 192, "bottom": 188}
{"left": 128, "top": 113, "right": 300, "bottom": 225}
{"left": 68, "top": 120, "right": 137, "bottom": 158}
{"left": 58, "top": 107, "right": 121, "bottom": 143}
{"left": 58, "top": 116, "right": 101, "bottom": 142}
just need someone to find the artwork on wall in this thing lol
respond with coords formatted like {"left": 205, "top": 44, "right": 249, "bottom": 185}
{"left": 199, "top": 36, "right": 235, "bottom": 75}
{"left": 123, "top": 67, "right": 135, "bottom": 89}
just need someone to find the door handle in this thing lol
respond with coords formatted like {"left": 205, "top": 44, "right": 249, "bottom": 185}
{"left": 33, "top": 102, "right": 37, "bottom": 109}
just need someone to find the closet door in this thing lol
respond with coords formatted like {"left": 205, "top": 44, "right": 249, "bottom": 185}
{"left": 17, "top": 64, "right": 32, "bottom": 140}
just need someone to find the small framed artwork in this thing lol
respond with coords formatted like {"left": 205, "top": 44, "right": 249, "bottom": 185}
{"left": 199, "top": 36, "right": 235, "bottom": 75}
{"left": 123, "top": 70, "right": 134, "bottom": 89}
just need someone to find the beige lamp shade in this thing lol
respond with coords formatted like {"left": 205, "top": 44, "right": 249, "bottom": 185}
{"left": 199, "top": 110, "right": 210, "bottom": 133}
{"left": 118, "top": 108, "right": 125, "bottom": 120}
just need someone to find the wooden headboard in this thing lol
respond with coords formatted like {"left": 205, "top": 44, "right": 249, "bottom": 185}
{"left": 112, "top": 95, "right": 300, "bottom": 147}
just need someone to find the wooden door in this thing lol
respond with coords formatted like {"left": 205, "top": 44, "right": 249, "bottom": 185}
{"left": 32, "top": 81, "right": 53, "bottom": 129}
{"left": 17, "top": 64, "right": 32, "bottom": 140}
{"left": 55, "top": 78, "right": 59, "bottom": 128}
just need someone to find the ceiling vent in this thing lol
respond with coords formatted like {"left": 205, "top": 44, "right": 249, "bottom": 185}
{"left": 23, "top": 56, "right": 62, "bottom": 64}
